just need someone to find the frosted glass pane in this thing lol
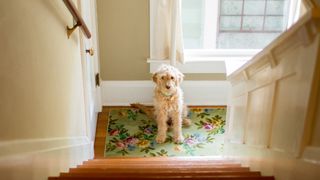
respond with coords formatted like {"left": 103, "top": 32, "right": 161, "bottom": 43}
{"left": 266, "top": 0, "right": 285, "bottom": 15}
{"left": 242, "top": 16, "right": 264, "bottom": 31}
{"left": 221, "top": 0, "right": 243, "bottom": 15}
{"left": 244, "top": 0, "right": 266, "bottom": 15}
{"left": 217, "top": 32, "right": 280, "bottom": 49}
{"left": 220, "top": 16, "right": 241, "bottom": 31}
{"left": 264, "top": 16, "right": 284, "bottom": 31}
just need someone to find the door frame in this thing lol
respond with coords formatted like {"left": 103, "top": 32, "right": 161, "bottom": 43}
{"left": 78, "top": 0, "right": 102, "bottom": 154}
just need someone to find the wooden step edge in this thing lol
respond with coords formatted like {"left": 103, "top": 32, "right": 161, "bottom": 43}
{"left": 49, "top": 176, "right": 274, "bottom": 180}
{"left": 58, "top": 175, "right": 263, "bottom": 178}
{"left": 62, "top": 170, "right": 261, "bottom": 174}
{"left": 78, "top": 164, "right": 244, "bottom": 167}
{"left": 77, "top": 165, "right": 247, "bottom": 169}
{"left": 71, "top": 167, "right": 251, "bottom": 172}
{"left": 69, "top": 168, "right": 253, "bottom": 173}
{"left": 60, "top": 171, "right": 262, "bottom": 177}
{"left": 48, "top": 177, "right": 59, "bottom": 180}
{"left": 83, "top": 161, "right": 242, "bottom": 166}
{"left": 90, "top": 157, "right": 236, "bottom": 162}
{"left": 80, "top": 163, "right": 242, "bottom": 167}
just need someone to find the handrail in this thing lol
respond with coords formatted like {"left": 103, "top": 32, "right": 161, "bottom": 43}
{"left": 63, "top": 0, "right": 91, "bottom": 39}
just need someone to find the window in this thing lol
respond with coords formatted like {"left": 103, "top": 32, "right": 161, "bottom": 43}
{"left": 148, "top": 0, "right": 302, "bottom": 74}
{"left": 182, "top": 0, "right": 291, "bottom": 50}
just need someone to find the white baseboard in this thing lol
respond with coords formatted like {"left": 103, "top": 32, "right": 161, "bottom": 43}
{"left": 101, "top": 81, "right": 231, "bottom": 106}
{"left": 0, "top": 136, "right": 92, "bottom": 179}
{"left": 303, "top": 146, "right": 320, "bottom": 164}
{"left": 0, "top": 136, "right": 91, "bottom": 158}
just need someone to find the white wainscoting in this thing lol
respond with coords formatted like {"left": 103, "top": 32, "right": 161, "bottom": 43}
{"left": 0, "top": 136, "right": 92, "bottom": 180}
{"left": 225, "top": 6, "right": 320, "bottom": 180}
{"left": 101, "top": 81, "right": 231, "bottom": 106}
{"left": 303, "top": 146, "right": 320, "bottom": 164}
{"left": 227, "top": 6, "right": 319, "bottom": 155}
{"left": 0, "top": 136, "right": 91, "bottom": 158}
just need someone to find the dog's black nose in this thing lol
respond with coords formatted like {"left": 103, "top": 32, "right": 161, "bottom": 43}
{"left": 166, "top": 85, "right": 171, "bottom": 89}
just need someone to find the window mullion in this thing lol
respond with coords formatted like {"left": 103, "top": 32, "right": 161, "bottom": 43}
{"left": 262, "top": 0, "right": 268, "bottom": 31}
{"left": 240, "top": 0, "right": 245, "bottom": 31}
{"left": 203, "top": 0, "right": 219, "bottom": 49}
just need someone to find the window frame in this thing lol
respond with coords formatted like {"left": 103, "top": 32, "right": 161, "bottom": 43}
{"left": 183, "top": 0, "right": 300, "bottom": 61}
{"left": 148, "top": 0, "right": 302, "bottom": 74}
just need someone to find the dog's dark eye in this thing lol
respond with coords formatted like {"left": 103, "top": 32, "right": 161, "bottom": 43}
{"left": 171, "top": 76, "right": 174, "bottom": 80}
{"left": 161, "top": 76, "right": 165, "bottom": 80}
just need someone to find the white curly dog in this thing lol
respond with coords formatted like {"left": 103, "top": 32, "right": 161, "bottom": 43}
{"left": 152, "top": 64, "right": 191, "bottom": 144}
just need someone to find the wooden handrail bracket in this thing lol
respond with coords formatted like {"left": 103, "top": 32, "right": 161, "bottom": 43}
{"left": 63, "top": 0, "right": 91, "bottom": 39}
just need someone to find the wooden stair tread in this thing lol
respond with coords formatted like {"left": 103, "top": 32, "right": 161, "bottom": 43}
{"left": 75, "top": 166, "right": 250, "bottom": 172}
{"left": 49, "top": 176, "right": 275, "bottom": 180}
{"left": 70, "top": 169, "right": 253, "bottom": 175}
{"left": 90, "top": 157, "right": 236, "bottom": 162}
{"left": 69, "top": 168, "right": 251, "bottom": 174}
{"left": 78, "top": 164, "right": 243, "bottom": 168}
{"left": 49, "top": 157, "right": 274, "bottom": 179}
{"left": 60, "top": 171, "right": 262, "bottom": 177}
{"left": 83, "top": 161, "right": 241, "bottom": 166}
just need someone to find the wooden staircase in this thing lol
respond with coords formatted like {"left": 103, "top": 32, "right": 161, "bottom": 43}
{"left": 48, "top": 157, "right": 275, "bottom": 180}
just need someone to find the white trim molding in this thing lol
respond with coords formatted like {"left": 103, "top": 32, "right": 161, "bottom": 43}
{"left": 101, "top": 81, "right": 231, "bottom": 106}
{"left": 0, "top": 136, "right": 91, "bottom": 159}
{"left": 148, "top": 59, "right": 227, "bottom": 74}
{"left": 148, "top": 49, "right": 260, "bottom": 75}
{"left": 302, "top": 146, "right": 320, "bottom": 164}
{"left": 0, "top": 136, "right": 92, "bottom": 179}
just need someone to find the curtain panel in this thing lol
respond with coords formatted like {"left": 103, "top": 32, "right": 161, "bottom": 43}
{"left": 150, "top": 0, "right": 185, "bottom": 64}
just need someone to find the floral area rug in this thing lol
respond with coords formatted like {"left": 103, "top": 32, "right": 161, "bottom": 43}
{"left": 104, "top": 107, "right": 226, "bottom": 157}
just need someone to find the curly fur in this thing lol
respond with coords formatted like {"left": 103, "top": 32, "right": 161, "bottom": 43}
{"left": 152, "top": 64, "right": 191, "bottom": 143}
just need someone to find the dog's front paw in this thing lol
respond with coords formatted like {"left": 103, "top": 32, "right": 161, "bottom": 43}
{"left": 156, "top": 134, "right": 166, "bottom": 144}
{"left": 183, "top": 118, "right": 191, "bottom": 127}
{"left": 174, "top": 135, "right": 184, "bottom": 144}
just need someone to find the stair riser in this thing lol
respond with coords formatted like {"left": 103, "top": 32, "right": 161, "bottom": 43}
{"left": 72, "top": 167, "right": 251, "bottom": 172}
{"left": 49, "top": 177, "right": 275, "bottom": 180}
{"left": 77, "top": 165, "right": 246, "bottom": 168}
{"left": 49, "top": 158, "right": 274, "bottom": 180}
{"left": 66, "top": 169, "right": 259, "bottom": 173}
{"left": 83, "top": 162, "right": 242, "bottom": 166}
{"left": 88, "top": 158, "right": 236, "bottom": 163}
{"left": 60, "top": 172, "right": 262, "bottom": 177}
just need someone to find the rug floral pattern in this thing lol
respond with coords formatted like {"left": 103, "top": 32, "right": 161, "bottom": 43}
{"left": 104, "top": 107, "right": 226, "bottom": 157}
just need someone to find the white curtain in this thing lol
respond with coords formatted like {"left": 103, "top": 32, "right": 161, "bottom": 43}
{"left": 150, "top": 0, "right": 185, "bottom": 64}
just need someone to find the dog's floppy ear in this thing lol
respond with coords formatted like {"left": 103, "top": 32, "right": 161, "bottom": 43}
{"left": 175, "top": 68, "right": 184, "bottom": 84}
{"left": 152, "top": 73, "right": 158, "bottom": 83}
{"left": 177, "top": 71, "right": 184, "bottom": 83}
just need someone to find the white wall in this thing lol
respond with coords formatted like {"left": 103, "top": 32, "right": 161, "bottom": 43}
{"left": 225, "top": 7, "right": 320, "bottom": 180}
{"left": 0, "top": 0, "right": 95, "bottom": 179}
